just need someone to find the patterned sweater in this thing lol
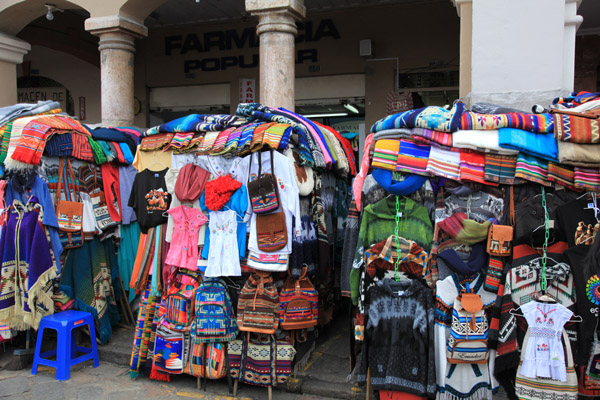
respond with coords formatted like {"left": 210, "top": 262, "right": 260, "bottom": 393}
{"left": 357, "top": 278, "right": 436, "bottom": 397}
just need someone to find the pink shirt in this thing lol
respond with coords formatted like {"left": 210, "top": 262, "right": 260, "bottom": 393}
{"left": 165, "top": 205, "right": 208, "bottom": 270}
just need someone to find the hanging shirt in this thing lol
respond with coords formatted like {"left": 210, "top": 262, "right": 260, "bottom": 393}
{"left": 128, "top": 168, "right": 171, "bottom": 234}
{"left": 165, "top": 205, "right": 207, "bottom": 270}
{"left": 236, "top": 150, "right": 302, "bottom": 256}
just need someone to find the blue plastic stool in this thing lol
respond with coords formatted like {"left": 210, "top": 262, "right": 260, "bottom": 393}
{"left": 32, "top": 310, "right": 100, "bottom": 380}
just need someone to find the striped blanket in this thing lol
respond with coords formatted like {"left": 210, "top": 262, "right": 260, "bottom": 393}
{"left": 459, "top": 111, "right": 554, "bottom": 133}
{"left": 145, "top": 114, "right": 238, "bottom": 135}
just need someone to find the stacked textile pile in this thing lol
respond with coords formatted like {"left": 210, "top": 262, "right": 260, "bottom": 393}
{"left": 350, "top": 91, "right": 600, "bottom": 400}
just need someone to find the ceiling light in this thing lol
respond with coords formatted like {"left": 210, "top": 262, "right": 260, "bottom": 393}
{"left": 343, "top": 103, "right": 360, "bottom": 114}
{"left": 45, "top": 4, "right": 64, "bottom": 21}
{"left": 303, "top": 112, "right": 349, "bottom": 118}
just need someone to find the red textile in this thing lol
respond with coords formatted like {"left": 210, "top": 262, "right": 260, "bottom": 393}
{"left": 204, "top": 174, "right": 241, "bottom": 211}
{"left": 100, "top": 162, "right": 122, "bottom": 222}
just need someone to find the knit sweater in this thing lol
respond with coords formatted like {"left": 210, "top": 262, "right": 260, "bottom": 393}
{"left": 350, "top": 196, "right": 433, "bottom": 304}
{"left": 357, "top": 279, "right": 436, "bottom": 397}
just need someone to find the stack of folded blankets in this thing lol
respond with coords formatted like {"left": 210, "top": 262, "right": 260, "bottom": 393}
{"left": 368, "top": 91, "right": 600, "bottom": 191}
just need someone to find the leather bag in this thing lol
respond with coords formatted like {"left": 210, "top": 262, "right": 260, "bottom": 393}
{"left": 487, "top": 185, "right": 514, "bottom": 257}
{"left": 255, "top": 208, "right": 287, "bottom": 253}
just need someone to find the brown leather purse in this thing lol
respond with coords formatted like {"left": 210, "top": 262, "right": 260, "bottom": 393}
{"left": 55, "top": 158, "right": 84, "bottom": 249}
{"left": 486, "top": 186, "right": 514, "bottom": 257}
{"left": 255, "top": 209, "right": 287, "bottom": 253}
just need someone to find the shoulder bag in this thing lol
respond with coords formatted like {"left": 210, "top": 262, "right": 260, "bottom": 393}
{"left": 55, "top": 157, "right": 84, "bottom": 249}
{"left": 487, "top": 185, "right": 514, "bottom": 257}
{"left": 255, "top": 208, "right": 288, "bottom": 253}
{"left": 247, "top": 149, "right": 280, "bottom": 214}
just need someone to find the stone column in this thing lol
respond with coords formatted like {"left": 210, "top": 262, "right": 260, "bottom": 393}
{"left": 85, "top": 16, "right": 147, "bottom": 126}
{"left": 453, "top": 0, "right": 583, "bottom": 110}
{"left": 0, "top": 33, "right": 30, "bottom": 107}
{"left": 246, "top": 0, "right": 306, "bottom": 111}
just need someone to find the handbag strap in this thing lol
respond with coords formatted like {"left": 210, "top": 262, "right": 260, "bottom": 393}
{"left": 57, "top": 157, "right": 65, "bottom": 205}
{"left": 509, "top": 185, "right": 515, "bottom": 226}
{"left": 65, "top": 158, "right": 80, "bottom": 201}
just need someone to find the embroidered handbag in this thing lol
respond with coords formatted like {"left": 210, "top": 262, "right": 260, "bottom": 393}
{"left": 447, "top": 283, "right": 489, "bottom": 364}
{"left": 279, "top": 267, "right": 318, "bottom": 330}
{"left": 255, "top": 209, "right": 288, "bottom": 252}
{"left": 227, "top": 333, "right": 296, "bottom": 387}
{"left": 237, "top": 271, "right": 280, "bottom": 334}
{"left": 487, "top": 185, "right": 514, "bottom": 257}
{"left": 55, "top": 158, "right": 84, "bottom": 249}
{"left": 515, "top": 330, "right": 577, "bottom": 400}
{"left": 247, "top": 149, "right": 280, "bottom": 214}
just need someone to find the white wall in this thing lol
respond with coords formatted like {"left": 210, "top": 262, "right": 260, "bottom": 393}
{"left": 19, "top": 45, "right": 101, "bottom": 123}
{"left": 470, "top": 0, "right": 576, "bottom": 109}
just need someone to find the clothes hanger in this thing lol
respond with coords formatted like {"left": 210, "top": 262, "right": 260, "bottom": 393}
{"left": 148, "top": 151, "right": 168, "bottom": 170}
{"left": 223, "top": 205, "right": 245, "bottom": 220}
{"left": 221, "top": 276, "right": 241, "bottom": 290}
{"left": 509, "top": 305, "right": 583, "bottom": 322}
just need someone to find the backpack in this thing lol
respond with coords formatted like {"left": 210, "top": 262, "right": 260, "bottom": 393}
{"left": 279, "top": 267, "right": 318, "bottom": 330}
{"left": 161, "top": 270, "right": 203, "bottom": 332}
{"left": 185, "top": 341, "right": 228, "bottom": 379}
{"left": 237, "top": 271, "right": 280, "bottom": 334}
{"left": 153, "top": 324, "right": 187, "bottom": 374}
{"left": 192, "top": 278, "right": 238, "bottom": 343}
{"left": 447, "top": 283, "right": 489, "bottom": 364}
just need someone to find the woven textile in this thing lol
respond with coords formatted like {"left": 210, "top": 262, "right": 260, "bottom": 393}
{"left": 547, "top": 162, "right": 576, "bottom": 190}
{"left": 557, "top": 140, "right": 600, "bottom": 167}
{"left": 145, "top": 114, "right": 238, "bottom": 135}
{"left": 459, "top": 151, "right": 487, "bottom": 184}
{"left": 140, "top": 133, "right": 174, "bottom": 151}
{"left": 237, "top": 273, "right": 280, "bottom": 334}
{"left": 249, "top": 122, "right": 271, "bottom": 153}
{"left": 371, "top": 102, "right": 465, "bottom": 133}
{"left": 397, "top": 139, "right": 430, "bottom": 175}
{"left": 192, "top": 278, "right": 238, "bottom": 343}
{"left": 515, "top": 153, "right": 551, "bottom": 186}
{"left": 452, "top": 129, "right": 518, "bottom": 155}
{"left": 153, "top": 325, "right": 185, "bottom": 374}
{"left": 71, "top": 133, "right": 94, "bottom": 162}
{"left": 484, "top": 154, "right": 517, "bottom": 184}
{"left": 497, "top": 127, "right": 558, "bottom": 162}
{"left": 209, "top": 128, "right": 234, "bottom": 155}
{"left": 554, "top": 110, "right": 600, "bottom": 143}
{"left": 45, "top": 132, "right": 73, "bottom": 157}
{"left": 411, "top": 127, "right": 453, "bottom": 147}
{"left": 164, "top": 132, "right": 194, "bottom": 151}
{"left": 129, "top": 284, "right": 160, "bottom": 377}
{"left": 0, "top": 121, "right": 13, "bottom": 164}
{"left": 459, "top": 111, "right": 554, "bottom": 133}
{"left": 221, "top": 125, "right": 243, "bottom": 154}
{"left": 426, "top": 145, "right": 461, "bottom": 180}
{"left": 262, "top": 123, "right": 291, "bottom": 150}
{"left": 236, "top": 122, "right": 262, "bottom": 155}
{"left": 371, "top": 139, "right": 400, "bottom": 171}
{"left": 574, "top": 166, "right": 600, "bottom": 191}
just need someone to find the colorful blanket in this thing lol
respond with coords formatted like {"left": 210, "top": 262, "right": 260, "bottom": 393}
{"left": 574, "top": 166, "right": 600, "bottom": 191}
{"left": 145, "top": 114, "right": 238, "bottom": 135}
{"left": 483, "top": 154, "right": 517, "bottom": 185}
{"left": 371, "top": 102, "right": 465, "bottom": 133}
{"left": 515, "top": 153, "right": 550, "bottom": 186}
{"left": 554, "top": 110, "right": 600, "bottom": 143}
{"left": 497, "top": 127, "right": 558, "bottom": 162}
{"left": 458, "top": 111, "right": 554, "bottom": 133}
{"left": 129, "top": 284, "right": 160, "bottom": 378}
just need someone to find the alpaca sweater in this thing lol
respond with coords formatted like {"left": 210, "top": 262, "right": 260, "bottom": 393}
{"left": 356, "top": 279, "right": 436, "bottom": 397}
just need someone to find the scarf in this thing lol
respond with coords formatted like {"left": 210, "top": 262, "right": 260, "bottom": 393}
{"left": 371, "top": 168, "right": 426, "bottom": 196}
{"left": 204, "top": 174, "right": 242, "bottom": 211}
{"left": 438, "top": 212, "right": 490, "bottom": 245}
{"left": 438, "top": 242, "right": 487, "bottom": 276}
{"left": 175, "top": 163, "right": 209, "bottom": 202}
{"left": 353, "top": 133, "right": 374, "bottom": 211}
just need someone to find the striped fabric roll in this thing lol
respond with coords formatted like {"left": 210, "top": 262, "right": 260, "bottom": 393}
{"left": 515, "top": 153, "right": 551, "bottom": 186}
{"left": 459, "top": 111, "right": 554, "bottom": 133}
{"left": 210, "top": 126, "right": 241, "bottom": 156}
{"left": 396, "top": 139, "right": 430, "bottom": 175}
{"left": 426, "top": 145, "right": 461, "bottom": 180}
{"left": 459, "top": 151, "right": 488, "bottom": 184}
{"left": 236, "top": 122, "right": 261, "bottom": 155}
{"left": 372, "top": 139, "right": 401, "bottom": 171}
{"left": 165, "top": 131, "right": 194, "bottom": 150}
{"left": 484, "top": 154, "right": 517, "bottom": 184}
{"left": 574, "top": 166, "right": 600, "bottom": 191}
{"left": 140, "top": 133, "right": 174, "bottom": 151}
{"left": 173, "top": 134, "right": 204, "bottom": 154}
{"left": 411, "top": 128, "right": 453, "bottom": 147}
{"left": 263, "top": 123, "right": 291, "bottom": 150}
{"left": 197, "top": 131, "right": 219, "bottom": 155}
{"left": 547, "top": 162, "right": 576, "bottom": 190}
{"left": 210, "top": 127, "right": 235, "bottom": 154}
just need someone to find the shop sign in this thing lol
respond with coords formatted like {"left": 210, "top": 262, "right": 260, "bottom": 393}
{"left": 239, "top": 78, "right": 256, "bottom": 104}
{"left": 18, "top": 87, "right": 67, "bottom": 111}
{"left": 164, "top": 19, "right": 340, "bottom": 74}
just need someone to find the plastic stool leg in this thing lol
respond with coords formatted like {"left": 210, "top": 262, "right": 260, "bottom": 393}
{"left": 31, "top": 326, "right": 45, "bottom": 376}
{"left": 86, "top": 321, "right": 99, "bottom": 368}
{"left": 71, "top": 328, "right": 78, "bottom": 360}
{"left": 55, "top": 325, "right": 71, "bottom": 381}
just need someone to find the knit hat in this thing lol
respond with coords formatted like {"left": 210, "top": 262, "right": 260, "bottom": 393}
{"left": 175, "top": 163, "right": 210, "bottom": 202}
{"left": 204, "top": 174, "right": 242, "bottom": 211}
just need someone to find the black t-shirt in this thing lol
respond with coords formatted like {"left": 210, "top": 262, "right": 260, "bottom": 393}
{"left": 564, "top": 244, "right": 600, "bottom": 366}
{"left": 128, "top": 168, "right": 171, "bottom": 233}
{"left": 556, "top": 197, "right": 600, "bottom": 248}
